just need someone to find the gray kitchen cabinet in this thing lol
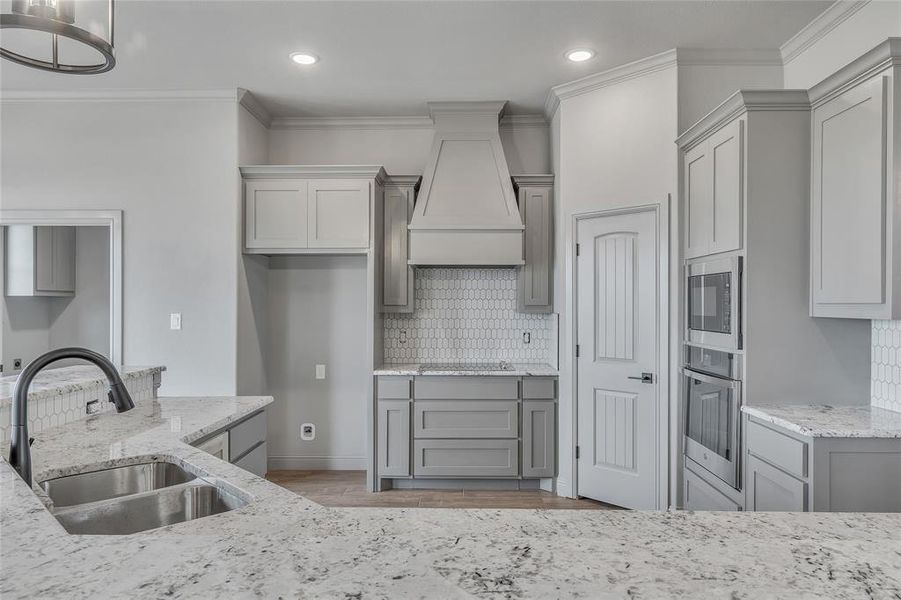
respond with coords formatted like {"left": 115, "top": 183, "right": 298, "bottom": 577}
{"left": 192, "top": 409, "right": 267, "bottom": 477}
{"left": 414, "top": 376, "right": 519, "bottom": 400}
{"left": 681, "top": 115, "right": 743, "bottom": 259}
{"left": 414, "top": 400, "right": 519, "bottom": 438}
{"left": 745, "top": 415, "right": 901, "bottom": 512}
{"left": 240, "top": 166, "right": 386, "bottom": 254}
{"left": 413, "top": 439, "right": 519, "bottom": 478}
{"left": 5, "top": 225, "right": 76, "bottom": 297}
{"left": 522, "top": 400, "right": 555, "bottom": 478}
{"left": 746, "top": 454, "right": 807, "bottom": 512}
{"left": 378, "top": 400, "right": 411, "bottom": 477}
{"left": 684, "top": 463, "right": 742, "bottom": 511}
{"left": 380, "top": 176, "right": 419, "bottom": 313}
{"left": 809, "top": 39, "right": 901, "bottom": 318}
{"left": 513, "top": 175, "right": 553, "bottom": 313}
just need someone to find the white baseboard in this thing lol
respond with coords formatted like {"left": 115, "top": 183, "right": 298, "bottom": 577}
{"left": 267, "top": 455, "right": 367, "bottom": 470}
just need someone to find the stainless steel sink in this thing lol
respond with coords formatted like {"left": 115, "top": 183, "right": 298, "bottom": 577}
{"left": 49, "top": 479, "right": 247, "bottom": 535}
{"left": 40, "top": 461, "right": 197, "bottom": 507}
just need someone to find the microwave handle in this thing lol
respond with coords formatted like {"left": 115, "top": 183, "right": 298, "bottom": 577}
{"left": 681, "top": 367, "right": 740, "bottom": 389}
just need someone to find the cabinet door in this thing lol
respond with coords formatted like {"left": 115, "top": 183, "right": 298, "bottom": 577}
{"left": 746, "top": 455, "right": 807, "bottom": 512}
{"left": 381, "top": 184, "right": 414, "bottom": 312}
{"left": 413, "top": 439, "right": 518, "bottom": 478}
{"left": 35, "top": 226, "right": 75, "bottom": 295}
{"left": 233, "top": 441, "right": 267, "bottom": 477}
{"left": 517, "top": 186, "right": 553, "bottom": 313}
{"left": 811, "top": 75, "right": 887, "bottom": 318}
{"left": 522, "top": 400, "right": 556, "bottom": 478}
{"left": 308, "top": 179, "right": 370, "bottom": 248}
{"left": 684, "top": 142, "right": 712, "bottom": 259}
{"left": 708, "top": 119, "right": 743, "bottom": 255}
{"left": 378, "top": 400, "right": 411, "bottom": 477}
{"left": 245, "top": 180, "right": 308, "bottom": 250}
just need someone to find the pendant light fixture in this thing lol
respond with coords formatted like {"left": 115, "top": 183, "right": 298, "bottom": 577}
{"left": 1, "top": 0, "right": 115, "bottom": 74}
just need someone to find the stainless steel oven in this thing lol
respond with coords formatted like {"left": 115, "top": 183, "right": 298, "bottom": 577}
{"left": 683, "top": 345, "right": 742, "bottom": 489}
{"left": 686, "top": 256, "right": 742, "bottom": 351}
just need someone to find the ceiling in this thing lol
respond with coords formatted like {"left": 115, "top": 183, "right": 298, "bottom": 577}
{"left": 0, "top": 1, "right": 831, "bottom": 117}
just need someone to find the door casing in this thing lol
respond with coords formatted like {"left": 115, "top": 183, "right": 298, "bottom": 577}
{"left": 571, "top": 202, "right": 670, "bottom": 510}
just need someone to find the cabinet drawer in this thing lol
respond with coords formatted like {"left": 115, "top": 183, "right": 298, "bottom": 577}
{"left": 234, "top": 441, "right": 267, "bottom": 477}
{"left": 522, "top": 377, "right": 556, "bottom": 399}
{"left": 229, "top": 411, "right": 267, "bottom": 461}
{"left": 377, "top": 376, "right": 412, "bottom": 399}
{"left": 414, "top": 377, "right": 519, "bottom": 400}
{"left": 747, "top": 420, "right": 808, "bottom": 479}
{"left": 413, "top": 439, "right": 518, "bottom": 477}
{"left": 414, "top": 400, "right": 518, "bottom": 438}
{"left": 747, "top": 455, "right": 807, "bottom": 512}
{"left": 684, "top": 465, "right": 741, "bottom": 511}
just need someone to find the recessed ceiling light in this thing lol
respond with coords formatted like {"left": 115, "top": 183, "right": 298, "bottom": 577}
{"left": 566, "top": 49, "right": 596, "bottom": 63}
{"left": 290, "top": 52, "right": 319, "bottom": 65}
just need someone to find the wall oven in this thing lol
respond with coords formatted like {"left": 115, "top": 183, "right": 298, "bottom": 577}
{"left": 685, "top": 256, "right": 742, "bottom": 351}
{"left": 683, "top": 345, "right": 742, "bottom": 489}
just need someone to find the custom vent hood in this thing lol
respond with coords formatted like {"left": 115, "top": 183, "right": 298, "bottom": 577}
{"left": 408, "top": 101, "right": 524, "bottom": 266}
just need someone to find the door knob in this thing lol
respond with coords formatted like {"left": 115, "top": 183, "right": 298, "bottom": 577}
{"left": 627, "top": 372, "right": 654, "bottom": 384}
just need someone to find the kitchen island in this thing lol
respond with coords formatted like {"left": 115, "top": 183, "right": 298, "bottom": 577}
{"left": 2, "top": 395, "right": 899, "bottom": 599}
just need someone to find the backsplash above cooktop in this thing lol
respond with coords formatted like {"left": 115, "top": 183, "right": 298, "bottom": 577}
{"left": 383, "top": 268, "right": 556, "bottom": 364}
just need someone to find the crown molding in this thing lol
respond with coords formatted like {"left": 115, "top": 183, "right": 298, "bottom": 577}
{"left": 780, "top": 0, "right": 871, "bottom": 65}
{"left": 676, "top": 89, "right": 810, "bottom": 149}
{"left": 237, "top": 88, "right": 272, "bottom": 128}
{"left": 511, "top": 174, "right": 555, "bottom": 188}
{"left": 544, "top": 49, "right": 678, "bottom": 119}
{"left": 384, "top": 175, "right": 422, "bottom": 188}
{"left": 0, "top": 89, "right": 240, "bottom": 103}
{"left": 808, "top": 37, "right": 901, "bottom": 106}
{"left": 269, "top": 113, "right": 546, "bottom": 131}
{"left": 675, "top": 48, "right": 783, "bottom": 66}
{"left": 240, "top": 165, "right": 387, "bottom": 183}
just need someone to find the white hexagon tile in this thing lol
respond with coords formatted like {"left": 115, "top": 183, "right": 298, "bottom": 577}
{"left": 383, "top": 268, "right": 555, "bottom": 364}
{"left": 871, "top": 320, "right": 901, "bottom": 413}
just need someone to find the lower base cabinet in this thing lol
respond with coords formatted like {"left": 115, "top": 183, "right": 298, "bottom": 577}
{"left": 414, "top": 439, "right": 519, "bottom": 477}
{"left": 194, "top": 409, "right": 268, "bottom": 477}
{"left": 684, "top": 465, "right": 742, "bottom": 511}
{"left": 746, "top": 454, "right": 807, "bottom": 512}
{"left": 522, "top": 400, "right": 555, "bottom": 478}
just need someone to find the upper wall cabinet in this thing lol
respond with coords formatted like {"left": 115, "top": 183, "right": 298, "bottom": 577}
{"left": 5, "top": 225, "right": 76, "bottom": 297}
{"left": 809, "top": 39, "right": 901, "bottom": 319}
{"left": 241, "top": 166, "right": 386, "bottom": 254}
{"left": 681, "top": 116, "right": 743, "bottom": 259}
{"left": 513, "top": 175, "right": 554, "bottom": 313}
{"left": 380, "top": 176, "right": 419, "bottom": 313}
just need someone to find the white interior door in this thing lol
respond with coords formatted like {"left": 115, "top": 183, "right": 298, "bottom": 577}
{"left": 576, "top": 209, "right": 660, "bottom": 510}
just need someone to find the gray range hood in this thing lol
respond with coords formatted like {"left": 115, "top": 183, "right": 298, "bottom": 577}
{"left": 408, "top": 101, "right": 524, "bottom": 266}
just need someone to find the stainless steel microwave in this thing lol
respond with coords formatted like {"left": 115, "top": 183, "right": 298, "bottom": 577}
{"left": 685, "top": 256, "right": 742, "bottom": 351}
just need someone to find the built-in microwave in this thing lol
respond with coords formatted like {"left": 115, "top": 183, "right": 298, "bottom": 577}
{"left": 685, "top": 256, "right": 742, "bottom": 351}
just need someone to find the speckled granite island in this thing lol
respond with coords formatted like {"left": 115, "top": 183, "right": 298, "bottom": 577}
{"left": 2, "top": 395, "right": 900, "bottom": 598}
{"left": 742, "top": 405, "right": 901, "bottom": 513}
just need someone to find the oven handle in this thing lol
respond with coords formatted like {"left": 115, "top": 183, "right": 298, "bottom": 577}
{"left": 681, "top": 367, "right": 740, "bottom": 388}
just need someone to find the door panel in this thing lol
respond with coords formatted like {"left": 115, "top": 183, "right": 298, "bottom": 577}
{"left": 308, "top": 180, "right": 370, "bottom": 248}
{"left": 577, "top": 209, "right": 659, "bottom": 509}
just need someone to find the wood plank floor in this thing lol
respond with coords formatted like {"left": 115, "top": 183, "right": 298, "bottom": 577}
{"left": 267, "top": 470, "right": 620, "bottom": 509}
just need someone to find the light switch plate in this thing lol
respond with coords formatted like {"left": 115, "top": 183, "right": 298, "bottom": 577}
{"left": 315, "top": 364, "right": 326, "bottom": 379}
{"left": 170, "top": 313, "right": 182, "bottom": 330}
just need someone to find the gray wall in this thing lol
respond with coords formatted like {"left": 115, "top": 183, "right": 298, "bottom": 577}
{"left": 265, "top": 255, "right": 368, "bottom": 470}
{"left": 0, "top": 99, "right": 240, "bottom": 395}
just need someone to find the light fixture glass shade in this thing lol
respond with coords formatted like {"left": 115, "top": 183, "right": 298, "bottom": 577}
{"left": 1, "top": 0, "right": 115, "bottom": 73}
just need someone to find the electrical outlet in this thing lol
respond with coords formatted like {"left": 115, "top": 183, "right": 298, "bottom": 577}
{"left": 85, "top": 399, "right": 101, "bottom": 415}
{"left": 399, "top": 329, "right": 408, "bottom": 344}
{"left": 301, "top": 423, "right": 316, "bottom": 441}
{"left": 523, "top": 332, "right": 531, "bottom": 344}
{"left": 13, "top": 358, "right": 22, "bottom": 370}
{"left": 315, "top": 364, "right": 326, "bottom": 380}
{"left": 169, "top": 313, "right": 182, "bottom": 330}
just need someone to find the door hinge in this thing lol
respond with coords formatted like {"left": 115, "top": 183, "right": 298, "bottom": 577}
{"left": 576, "top": 243, "right": 580, "bottom": 256}
{"left": 575, "top": 344, "right": 580, "bottom": 358}
{"left": 576, "top": 445, "right": 581, "bottom": 459}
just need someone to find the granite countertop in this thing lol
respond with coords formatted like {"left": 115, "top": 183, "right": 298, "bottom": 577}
{"left": 0, "top": 364, "right": 165, "bottom": 408}
{"left": 2, "top": 396, "right": 901, "bottom": 598}
{"left": 374, "top": 363, "right": 559, "bottom": 376}
{"left": 742, "top": 404, "right": 901, "bottom": 438}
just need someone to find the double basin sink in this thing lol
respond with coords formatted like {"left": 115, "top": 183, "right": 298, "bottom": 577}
{"left": 39, "top": 461, "right": 247, "bottom": 535}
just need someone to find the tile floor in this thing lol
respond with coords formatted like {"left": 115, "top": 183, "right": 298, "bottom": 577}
{"left": 267, "top": 470, "right": 619, "bottom": 509}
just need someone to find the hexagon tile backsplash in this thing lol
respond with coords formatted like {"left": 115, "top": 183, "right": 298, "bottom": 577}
{"left": 872, "top": 320, "right": 901, "bottom": 412}
{"left": 383, "top": 268, "right": 556, "bottom": 364}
